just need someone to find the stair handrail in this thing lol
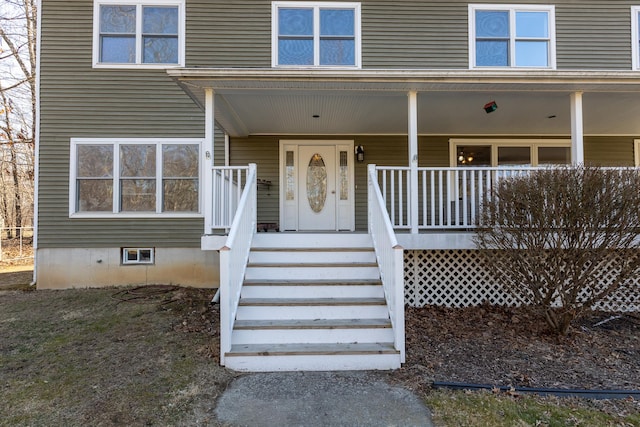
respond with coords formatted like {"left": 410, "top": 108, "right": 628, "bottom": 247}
{"left": 219, "top": 163, "right": 257, "bottom": 365}
{"left": 368, "top": 164, "right": 406, "bottom": 362}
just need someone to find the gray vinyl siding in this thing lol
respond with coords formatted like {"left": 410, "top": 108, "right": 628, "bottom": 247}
{"left": 38, "top": 0, "right": 210, "bottom": 248}
{"left": 184, "top": 0, "right": 637, "bottom": 70}
{"left": 584, "top": 137, "right": 635, "bottom": 166}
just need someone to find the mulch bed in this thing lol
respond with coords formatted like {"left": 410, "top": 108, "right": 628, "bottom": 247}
{"left": 390, "top": 305, "right": 640, "bottom": 395}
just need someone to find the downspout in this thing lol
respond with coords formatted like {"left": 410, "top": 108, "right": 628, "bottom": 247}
{"left": 31, "top": 0, "right": 43, "bottom": 286}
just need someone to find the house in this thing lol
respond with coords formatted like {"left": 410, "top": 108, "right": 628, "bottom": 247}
{"left": 36, "top": 0, "right": 640, "bottom": 370}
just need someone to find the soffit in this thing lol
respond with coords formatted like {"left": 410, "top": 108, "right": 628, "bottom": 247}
{"left": 168, "top": 69, "right": 640, "bottom": 137}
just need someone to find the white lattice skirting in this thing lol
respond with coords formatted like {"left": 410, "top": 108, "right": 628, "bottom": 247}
{"left": 404, "top": 250, "right": 640, "bottom": 312}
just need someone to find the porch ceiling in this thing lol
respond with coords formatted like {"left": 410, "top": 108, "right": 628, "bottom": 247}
{"left": 168, "top": 69, "right": 640, "bottom": 137}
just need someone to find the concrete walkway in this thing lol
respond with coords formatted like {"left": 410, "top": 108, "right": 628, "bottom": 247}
{"left": 216, "top": 371, "right": 434, "bottom": 427}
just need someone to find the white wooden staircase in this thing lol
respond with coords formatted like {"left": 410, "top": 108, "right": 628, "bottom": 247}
{"left": 223, "top": 233, "right": 402, "bottom": 372}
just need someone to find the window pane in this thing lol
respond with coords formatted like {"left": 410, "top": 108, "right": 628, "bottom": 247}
{"left": 278, "top": 39, "right": 313, "bottom": 65}
{"left": 516, "top": 11, "right": 548, "bottom": 38}
{"left": 538, "top": 146, "right": 570, "bottom": 165}
{"left": 320, "top": 9, "right": 354, "bottom": 36}
{"left": 306, "top": 153, "right": 327, "bottom": 213}
{"left": 515, "top": 41, "right": 548, "bottom": 66}
{"left": 163, "top": 179, "right": 198, "bottom": 211}
{"left": 77, "top": 145, "right": 113, "bottom": 177}
{"left": 143, "top": 36, "right": 179, "bottom": 63}
{"left": 120, "top": 145, "right": 156, "bottom": 177}
{"left": 339, "top": 151, "right": 348, "bottom": 201}
{"left": 476, "top": 11, "right": 509, "bottom": 38}
{"left": 320, "top": 39, "right": 355, "bottom": 65}
{"left": 143, "top": 6, "right": 178, "bottom": 34}
{"left": 476, "top": 40, "right": 508, "bottom": 66}
{"left": 78, "top": 180, "right": 113, "bottom": 212}
{"left": 286, "top": 151, "right": 295, "bottom": 201}
{"left": 498, "top": 146, "right": 531, "bottom": 166}
{"left": 100, "top": 5, "right": 136, "bottom": 33}
{"left": 121, "top": 179, "right": 156, "bottom": 211}
{"left": 163, "top": 144, "right": 198, "bottom": 177}
{"left": 101, "top": 36, "right": 136, "bottom": 63}
{"left": 457, "top": 146, "right": 491, "bottom": 166}
{"left": 279, "top": 8, "right": 313, "bottom": 35}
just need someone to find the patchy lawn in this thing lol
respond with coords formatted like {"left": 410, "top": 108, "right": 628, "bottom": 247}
{"left": 0, "top": 286, "right": 236, "bottom": 426}
{"left": 0, "top": 286, "right": 638, "bottom": 426}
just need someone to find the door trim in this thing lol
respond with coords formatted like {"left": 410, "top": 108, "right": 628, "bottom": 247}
{"left": 279, "top": 140, "right": 355, "bottom": 231}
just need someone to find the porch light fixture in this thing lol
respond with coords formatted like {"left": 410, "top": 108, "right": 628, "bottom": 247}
{"left": 355, "top": 145, "right": 365, "bottom": 162}
{"left": 483, "top": 101, "right": 498, "bottom": 113}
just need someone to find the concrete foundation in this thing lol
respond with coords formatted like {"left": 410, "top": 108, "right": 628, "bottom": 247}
{"left": 36, "top": 247, "right": 220, "bottom": 289}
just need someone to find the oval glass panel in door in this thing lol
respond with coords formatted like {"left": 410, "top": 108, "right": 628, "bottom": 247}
{"left": 306, "top": 153, "right": 327, "bottom": 213}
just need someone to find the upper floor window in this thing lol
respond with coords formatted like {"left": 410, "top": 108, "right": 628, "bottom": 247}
{"left": 632, "top": 7, "right": 640, "bottom": 70}
{"left": 70, "top": 138, "right": 201, "bottom": 217}
{"left": 93, "top": 0, "right": 185, "bottom": 68}
{"left": 272, "top": 2, "right": 361, "bottom": 68}
{"left": 469, "top": 4, "right": 555, "bottom": 69}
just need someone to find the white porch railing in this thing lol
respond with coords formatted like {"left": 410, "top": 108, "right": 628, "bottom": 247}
{"left": 210, "top": 166, "right": 251, "bottom": 232}
{"left": 375, "top": 166, "right": 535, "bottom": 230}
{"left": 219, "top": 164, "right": 257, "bottom": 365}
{"left": 368, "top": 165, "right": 405, "bottom": 362}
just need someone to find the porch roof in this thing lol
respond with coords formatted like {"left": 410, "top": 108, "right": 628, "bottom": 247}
{"left": 167, "top": 68, "right": 640, "bottom": 137}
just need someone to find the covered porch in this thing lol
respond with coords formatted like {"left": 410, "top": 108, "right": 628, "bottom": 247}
{"left": 168, "top": 68, "right": 640, "bottom": 243}
{"left": 168, "top": 69, "right": 640, "bottom": 371}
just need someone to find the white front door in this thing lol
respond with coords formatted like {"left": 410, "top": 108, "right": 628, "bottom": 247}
{"left": 298, "top": 145, "right": 336, "bottom": 230}
{"left": 280, "top": 141, "right": 355, "bottom": 231}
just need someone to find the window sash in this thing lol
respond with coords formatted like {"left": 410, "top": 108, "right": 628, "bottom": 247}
{"left": 71, "top": 139, "right": 201, "bottom": 216}
{"left": 470, "top": 5, "right": 554, "bottom": 69}
{"left": 273, "top": 2, "right": 360, "bottom": 67}
{"left": 94, "top": 0, "right": 183, "bottom": 67}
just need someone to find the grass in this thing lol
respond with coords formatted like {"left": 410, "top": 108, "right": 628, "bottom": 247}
{"left": 0, "top": 286, "right": 637, "bottom": 426}
{"left": 425, "top": 389, "right": 640, "bottom": 427}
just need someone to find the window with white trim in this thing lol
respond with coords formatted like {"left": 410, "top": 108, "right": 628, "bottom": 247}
{"left": 272, "top": 1, "right": 361, "bottom": 67}
{"left": 70, "top": 139, "right": 201, "bottom": 216}
{"left": 93, "top": 0, "right": 184, "bottom": 67}
{"left": 450, "top": 139, "right": 571, "bottom": 167}
{"left": 122, "top": 247, "right": 154, "bottom": 264}
{"left": 469, "top": 4, "right": 555, "bottom": 69}
{"left": 632, "top": 7, "right": 640, "bottom": 70}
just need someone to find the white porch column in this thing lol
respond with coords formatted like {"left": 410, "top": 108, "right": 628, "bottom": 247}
{"left": 570, "top": 91, "right": 584, "bottom": 165}
{"left": 408, "top": 91, "right": 419, "bottom": 234}
{"left": 204, "top": 88, "right": 215, "bottom": 234}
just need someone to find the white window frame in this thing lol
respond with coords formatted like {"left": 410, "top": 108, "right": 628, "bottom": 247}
{"left": 271, "top": 1, "right": 362, "bottom": 68}
{"left": 449, "top": 138, "right": 571, "bottom": 167}
{"left": 92, "top": 0, "right": 185, "bottom": 68}
{"left": 468, "top": 4, "right": 556, "bottom": 70}
{"left": 632, "top": 7, "right": 640, "bottom": 70}
{"left": 122, "top": 247, "right": 155, "bottom": 264}
{"left": 70, "top": 138, "right": 203, "bottom": 218}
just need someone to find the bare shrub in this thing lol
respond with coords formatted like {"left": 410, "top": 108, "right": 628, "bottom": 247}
{"left": 474, "top": 166, "right": 640, "bottom": 335}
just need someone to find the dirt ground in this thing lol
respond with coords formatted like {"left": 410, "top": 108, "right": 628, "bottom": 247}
{"left": 1, "top": 285, "right": 638, "bottom": 425}
{"left": 391, "top": 306, "right": 640, "bottom": 394}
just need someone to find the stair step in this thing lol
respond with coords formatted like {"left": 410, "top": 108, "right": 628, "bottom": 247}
{"left": 244, "top": 265, "right": 380, "bottom": 281}
{"left": 241, "top": 282, "right": 384, "bottom": 299}
{"left": 243, "top": 279, "right": 382, "bottom": 286}
{"left": 249, "top": 250, "right": 376, "bottom": 264}
{"left": 239, "top": 297, "right": 386, "bottom": 306}
{"left": 234, "top": 318, "right": 392, "bottom": 330}
{"left": 236, "top": 299, "right": 389, "bottom": 320}
{"left": 227, "top": 342, "right": 399, "bottom": 357}
{"left": 231, "top": 318, "right": 394, "bottom": 345}
{"left": 224, "top": 342, "right": 401, "bottom": 371}
{"left": 251, "top": 233, "right": 373, "bottom": 249}
{"left": 247, "top": 262, "right": 378, "bottom": 268}
{"left": 251, "top": 247, "right": 374, "bottom": 252}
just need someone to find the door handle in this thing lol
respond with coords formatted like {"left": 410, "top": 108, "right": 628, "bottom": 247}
{"left": 331, "top": 190, "right": 336, "bottom": 194}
